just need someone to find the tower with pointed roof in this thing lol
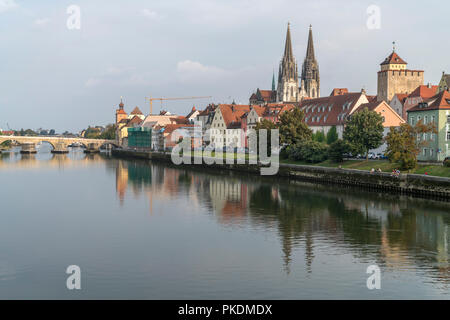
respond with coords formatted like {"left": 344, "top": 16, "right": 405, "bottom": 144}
{"left": 277, "top": 23, "right": 299, "bottom": 103}
{"left": 272, "top": 72, "right": 276, "bottom": 92}
{"left": 115, "top": 97, "right": 128, "bottom": 124}
{"left": 299, "top": 25, "right": 320, "bottom": 99}
{"left": 377, "top": 44, "right": 424, "bottom": 102}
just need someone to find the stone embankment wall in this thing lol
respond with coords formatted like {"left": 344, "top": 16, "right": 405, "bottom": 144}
{"left": 112, "top": 149, "right": 450, "bottom": 200}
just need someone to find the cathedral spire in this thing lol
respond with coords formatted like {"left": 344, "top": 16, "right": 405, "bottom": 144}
{"left": 283, "top": 22, "right": 294, "bottom": 62}
{"left": 300, "top": 25, "right": 320, "bottom": 99}
{"left": 272, "top": 71, "right": 276, "bottom": 91}
{"left": 306, "top": 24, "right": 315, "bottom": 60}
{"left": 277, "top": 22, "right": 299, "bottom": 102}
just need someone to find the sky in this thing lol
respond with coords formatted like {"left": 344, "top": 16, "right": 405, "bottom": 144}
{"left": 1, "top": 0, "right": 449, "bottom": 133}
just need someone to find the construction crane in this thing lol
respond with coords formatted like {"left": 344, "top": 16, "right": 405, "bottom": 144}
{"left": 145, "top": 96, "right": 212, "bottom": 115}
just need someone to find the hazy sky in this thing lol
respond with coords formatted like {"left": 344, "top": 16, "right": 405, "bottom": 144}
{"left": 1, "top": 0, "right": 449, "bottom": 132}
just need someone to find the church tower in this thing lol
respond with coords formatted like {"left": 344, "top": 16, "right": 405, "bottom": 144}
{"left": 115, "top": 97, "right": 128, "bottom": 124}
{"left": 300, "top": 25, "right": 320, "bottom": 99}
{"left": 277, "top": 23, "right": 299, "bottom": 102}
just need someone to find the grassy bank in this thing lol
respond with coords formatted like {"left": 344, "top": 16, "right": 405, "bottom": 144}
{"left": 281, "top": 159, "right": 450, "bottom": 178}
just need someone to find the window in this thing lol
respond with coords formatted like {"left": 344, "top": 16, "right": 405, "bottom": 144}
{"left": 410, "top": 117, "right": 415, "bottom": 125}
{"left": 431, "top": 115, "right": 435, "bottom": 123}
{"left": 424, "top": 116, "right": 428, "bottom": 124}
{"left": 447, "top": 131, "right": 450, "bottom": 141}
{"left": 447, "top": 115, "right": 450, "bottom": 123}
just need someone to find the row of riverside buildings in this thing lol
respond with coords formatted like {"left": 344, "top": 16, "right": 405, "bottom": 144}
{"left": 114, "top": 23, "right": 450, "bottom": 162}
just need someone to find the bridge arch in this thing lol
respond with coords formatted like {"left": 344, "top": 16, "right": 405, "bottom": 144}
{"left": 37, "top": 140, "right": 57, "bottom": 150}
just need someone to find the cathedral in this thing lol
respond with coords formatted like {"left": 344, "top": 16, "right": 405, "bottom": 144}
{"left": 250, "top": 23, "right": 320, "bottom": 105}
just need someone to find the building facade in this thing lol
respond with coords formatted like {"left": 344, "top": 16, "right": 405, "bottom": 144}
{"left": 377, "top": 49, "right": 424, "bottom": 102}
{"left": 438, "top": 72, "right": 450, "bottom": 93}
{"left": 407, "top": 90, "right": 450, "bottom": 162}
{"left": 209, "top": 104, "right": 251, "bottom": 149}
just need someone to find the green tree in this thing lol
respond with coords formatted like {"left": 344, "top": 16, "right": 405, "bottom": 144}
{"left": 99, "top": 124, "right": 116, "bottom": 140}
{"left": 313, "top": 130, "right": 325, "bottom": 143}
{"left": 326, "top": 126, "right": 338, "bottom": 145}
{"left": 343, "top": 108, "right": 384, "bottom": 161}
{"left": 328, "top": 139, "right": 351, "bottom": 163}
{"left": 385, "top": 121, "right": 436, "bottom": 170}
{"left": 278, "top": 108, "right": 312, "bottom": 145}
{"left": 288, "top": 140, "right": 329, "bottom": 163}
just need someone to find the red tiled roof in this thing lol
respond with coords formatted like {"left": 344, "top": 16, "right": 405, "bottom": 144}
{"left": 380, "top": 51, "right": 407, "bottom": 65}
{"left": 259, "top": 90, "right": 275, "bottom": 100}
{"left": 300, "top": 93, "right": 366, "bottom": 126}
{"left": 198, "top": 104, "right": 216, "bottom": 116}
{"left": 407, "top": 85, "right": 439, "bottom": 99}
{"left": 218, "top": 104, "right": 251, "bottom": 129}
{"left": 170, "top": 116, "right": 190, "bottom": 124}
{"left": 393, "top": 93, "right": 408, "bottom": 104}
{"left": 353, "top": 101, "right": 383, "bottom": 113}
{"left": 408, "top": 90, "right": 450, "bottom": 112}
{"left": 126, "top": 115, "right": 143, "bottom": 127}
{"left": 163, "top": 124, "right": 194, "bottom": 134}
{"left": 130, "top": 106, "right": 143, "bottom": 115}
{"left": 251, "top": 105, "right": 266, "bottom": 117}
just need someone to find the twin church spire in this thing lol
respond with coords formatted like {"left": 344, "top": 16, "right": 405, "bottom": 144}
{"left": 277, "top": 23, "right": 320, "bottom": 103}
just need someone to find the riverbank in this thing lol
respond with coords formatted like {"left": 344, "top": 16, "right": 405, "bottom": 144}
{"left": 281, "top": 159, "right": 450, "bottom": 178}
{"left": 112, "top": 149, "right": 450, "bottom": 201}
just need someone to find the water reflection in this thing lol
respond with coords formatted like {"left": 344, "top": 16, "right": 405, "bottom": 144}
{"left": 0, "top": 146, "right": 110, "bottom": 169}
{"left": 1, "top": 151, "right": 449, "bottom": 298}
{"left": 114, "top": 159, "right": 450, "bottom": 286}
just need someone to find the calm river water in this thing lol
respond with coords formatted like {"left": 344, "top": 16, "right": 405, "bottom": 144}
{"left": 0, "top": 145, "right": 449, "bottom": 299}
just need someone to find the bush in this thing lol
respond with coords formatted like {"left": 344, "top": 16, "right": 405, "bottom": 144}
{"left": 326, "top": 126, "right": 338, "bottom": 145}
{"left": 444, "top": 158, "right": 450, "bottom": 167}
{"left": 288, "top": 140, "right": 329, "bottom": 163}
{"left": 328, "top": 139, "right": 351, "bottom": 163}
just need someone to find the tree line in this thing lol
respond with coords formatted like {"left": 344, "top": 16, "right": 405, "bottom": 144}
{"left": 255, "top": 107, "right": 436, "bottom": 170}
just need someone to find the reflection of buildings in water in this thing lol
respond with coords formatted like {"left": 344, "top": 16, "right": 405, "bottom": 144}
{"left": 113, "top": 162, "right": 450, "bottom": 281}
{"left": 209, "top": 179, "right": 249, "bottom": 224}
{"left": 115, "top": 161, "right": 129, "bottom": 205}
{"left": 114, "top": 161, "right": 211, "bottom": 215}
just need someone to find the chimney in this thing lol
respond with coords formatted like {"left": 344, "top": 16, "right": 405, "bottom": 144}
{"left": 427, "top": 83, "right": 431, "bottom": 88}
{"left": 361, "top": 88, "right": 366, "bottom": 94}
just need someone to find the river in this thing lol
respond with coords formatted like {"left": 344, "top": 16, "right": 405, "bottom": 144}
{"left": 0, "top": 145, "right": 449, "bottom": 299}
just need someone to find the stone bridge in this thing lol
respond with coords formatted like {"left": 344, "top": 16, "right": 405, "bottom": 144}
{"left": 0, "top": 135, "right": 118, "bottom": 154}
